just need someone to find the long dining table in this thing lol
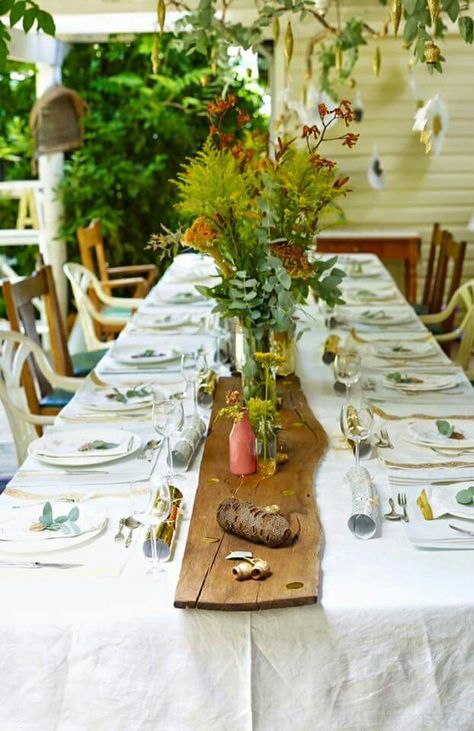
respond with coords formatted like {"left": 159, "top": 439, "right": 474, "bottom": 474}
{"left": 1, "top": 252, "right": 474, "bottom": 731}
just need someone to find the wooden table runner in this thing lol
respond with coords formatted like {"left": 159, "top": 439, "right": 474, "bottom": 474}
{"left": 174, "top": 375, "right": 328, "bottom": 611}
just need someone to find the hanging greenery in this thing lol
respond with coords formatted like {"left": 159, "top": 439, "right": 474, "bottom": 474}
{"left": 0, "top": 0, "right": 55, "bottom": 67}
{"left": 162, "top": 0, "right": 473, "bottom": 95}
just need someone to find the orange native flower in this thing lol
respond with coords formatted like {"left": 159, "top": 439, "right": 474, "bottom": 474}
{"left": 270, "top": 242, "right": 314, "bottom": 280}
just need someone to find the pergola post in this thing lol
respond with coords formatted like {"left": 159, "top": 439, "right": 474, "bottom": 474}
{"left": 35, "top": 62, "right": 68, "bottom": 318}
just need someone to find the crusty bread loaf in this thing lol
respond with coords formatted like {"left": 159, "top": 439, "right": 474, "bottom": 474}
{"left": 216, "top": 498, "right": 296, "bottom": 547}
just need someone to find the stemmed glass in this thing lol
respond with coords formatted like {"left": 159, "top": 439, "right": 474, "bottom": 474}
{"left": 334, "top": 349, "right": 362, "bottom": 400}
{"left": 152, "top": 396, "right": 184, "bottom": 482}
{"left": 130, "top": 480, "right": 171, "bottom": 580}
{"left": 340, "top": 399, "right": 374, "bottom": 484}
{"left": 205, "top": 313, "right": 229, "bottom": 370}
{"left": 181, "top": 350, "right": 208, "bottom": 416}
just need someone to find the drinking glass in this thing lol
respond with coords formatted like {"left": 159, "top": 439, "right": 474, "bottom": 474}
{"left": 340, "top": 400, "right": 374, "bottom": 484}
{"left": 205, "top": 313, "right": 229, "bottom": 370}
{"left": 130, "top": 480, "right": 171, "bottom": 579}
{"left": 334, "top": 349, "right": 362, "bottom": 400}
{"left": 152, "top": 396, "right": 184, "bottom": 482}
{"left": 181, "top": 350, "right": 208, "bottom": 416}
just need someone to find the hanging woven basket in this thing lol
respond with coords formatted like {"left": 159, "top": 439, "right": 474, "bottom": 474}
{"left": 29, "top": 85, "right": 86, "bottom": 156}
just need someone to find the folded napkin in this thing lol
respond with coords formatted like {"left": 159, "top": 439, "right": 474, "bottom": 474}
{"left": 417, "top": 483, "right": 474, "bottom": 521}
{"left": 171, "top": 415, "right": 207, "bottom": 471}
{"left": 31, "top": 431, "right": 133, "bottom": 459}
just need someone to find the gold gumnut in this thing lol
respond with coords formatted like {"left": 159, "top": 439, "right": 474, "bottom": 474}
{"left": 373, "top": 45, "right": 381, "bottom": 76}
{"left": 390, "top": 0, "right": 402, "bottom": 36}
{"left": 284, "top": 21, "right": 294, "bottom": 66}
{"left": 157, "top": 0, "right": 166, "bottom": 33}
{"left": 424, "top": 41, "right": 441, "bottom": 63}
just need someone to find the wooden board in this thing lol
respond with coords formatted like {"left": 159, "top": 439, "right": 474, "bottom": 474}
{"left": 174, "top": 375, "right": 328, "bottom": 611}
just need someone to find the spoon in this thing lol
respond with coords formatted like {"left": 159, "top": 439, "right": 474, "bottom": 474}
{"left": 384, "top": 498, "right": 402, "bottom": 521}
{"left": 124, "top": 517, "right": 141, "bottom": 547}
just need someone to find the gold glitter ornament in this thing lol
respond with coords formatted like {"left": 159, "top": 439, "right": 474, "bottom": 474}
{"left": 272, "top": 16, "right": 280, "bottom": 45}
{"left": 157, "top": 0, "right": 166, "bottom": 33}
{"left": 373, "top": 45, "right": 381, "bottom": 76}
{"left": 151, "top": 34, "right": 161, "bottom": 74}
{"left": 390, "top": 0, "right": 402, "bottom": 36}
{"left": 427, "top": 0, "right": 440, "bottom": 28}
{"left": 284, "top": 21, "right": 294, "bottom": 66}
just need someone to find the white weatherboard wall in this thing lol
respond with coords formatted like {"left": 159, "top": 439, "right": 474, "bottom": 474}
{"left": 274, "top": 30, "right": 474, "bottom": 298}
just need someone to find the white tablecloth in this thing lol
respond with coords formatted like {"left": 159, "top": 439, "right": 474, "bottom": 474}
{"left": 1, "top": 253, "right": 474, "bottom": 731}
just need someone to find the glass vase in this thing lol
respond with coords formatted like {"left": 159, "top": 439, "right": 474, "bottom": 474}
{"left": 256, "top": 424, "right": 277, "bottom": 477}
{"left": 241, "top": 326, "right": 274, "bottom": 403}
{"left": 270, "top": 330, "right": 296, "bottom": 377}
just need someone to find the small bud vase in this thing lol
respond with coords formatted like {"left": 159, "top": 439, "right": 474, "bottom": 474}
{"left": 256, "top": 423, "right": 277, "bottom": 477}
{"left": 229, "top": 411, "right": 257, "bottom": 475}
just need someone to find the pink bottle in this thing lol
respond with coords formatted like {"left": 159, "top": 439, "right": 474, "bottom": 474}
{"left": 229, "top": 411, "right": 257, "bottom": 475}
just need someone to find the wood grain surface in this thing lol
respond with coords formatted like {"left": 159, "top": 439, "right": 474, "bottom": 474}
{"left": 174, "top": 375, "right": 328, "bottom": 611}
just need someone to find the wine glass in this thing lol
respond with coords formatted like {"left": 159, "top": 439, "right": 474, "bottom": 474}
{"left": 181, "top": 350, "right": 208, "bottom": 416}
{"left": 334, "top": 349, "right": 362, "bottom": 400}
{"left": 152, "top": 396, "right": 184, "bottom": 482}
{"left": 205, "top": 313, "right": 229, "bottom": 370}
{"left": 340, "top": 399, "right": 374, "bottom": 485}
{"left": 130, "top": 480, "right": 171, "bottom": 580}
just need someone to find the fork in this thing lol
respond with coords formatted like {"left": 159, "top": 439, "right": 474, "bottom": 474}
{"left": 380, "top": 427, "right": 394, "bottom": 448}
{"left": 397, "top": 492, "right": 409, "bottom": 522}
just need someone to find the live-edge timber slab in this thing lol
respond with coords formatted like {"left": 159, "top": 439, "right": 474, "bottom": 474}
{"left": 174, "top": 375, "right": 328, "bottom": 611}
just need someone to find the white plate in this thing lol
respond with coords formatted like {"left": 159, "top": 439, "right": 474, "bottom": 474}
{"left": 159, "top": 291, "right": 205, "bottom": 304}
{"left": 0, "top": 505, "right": 107, "bottom": 554}
{"left": 111, "top": 346, "right": 181, "bottom": 366}
{"left": 345, "top": 287, "right": 398, "bottom": 303}
{"left": 347, "top": 268, "right": 381, "bottom": 279}
{"left": 372, "top": 341, "right": 438, "bottom": 360}
{"left": 80, "top": 388, "right": 153, "bottom": 412}
{"left": 407, "top": 420, "right": 474, "bottom": 449}
{"left": 384, "top": 374, "right": 460, "bottom": 392}
{"left": 28, "top": 429, "right": 141, "bottom": 467}
{"left": 134, "top": 313, "right": 190, "bottom": 329}
{"left": 358, "top": 310, "right": 414, "bottom": 326}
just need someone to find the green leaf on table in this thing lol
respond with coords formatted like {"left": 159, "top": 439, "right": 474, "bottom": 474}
{"left": 40, "top": 501, "right": 53, "bottom": 527}
{"left": 109, "top": 388, "right": 127, "bottom": 403}
{"left": 436, "top": 419, "right": 454, "bottom": 438}
{"left": 131, "top": 349, "right": 159, "bottom": 359}
{"left": 456, "top": 489, "right": 473, "bottom": 505}
{"left": 68, "top": 506, "right": 79, "bottom": 522}
{"left": 79, "top": 440, "right": 119, "bottom": 451}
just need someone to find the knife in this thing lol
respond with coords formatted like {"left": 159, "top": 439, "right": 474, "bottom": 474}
{"left": 449, "top": 524, "right": 474, "bottom": 538}
{"left": 0, "top": 561, "right": 83, "bottom": 569}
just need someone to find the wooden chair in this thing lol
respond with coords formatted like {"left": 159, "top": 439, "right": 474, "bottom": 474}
{"left": 76, "top": 219, "right": 157, "bottom": 297}
{"left": 64, "top": 262, "right": 141, "bottom": 351}
{"left": 430, "top": 233, "right": 467, "bottom": 319}
{"left": 2, "top": 264, "right": 93, "bottom": 418}
{"left": 0, "top": 330, "right": 82, "bottom": 462}
{"left": 421, "top": 280, "right": 474, "bottom": 370}
{"left": 417, "top": 222, "right": 443, "bottom": 314}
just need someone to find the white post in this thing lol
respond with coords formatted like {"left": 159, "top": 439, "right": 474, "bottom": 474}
{"left": 35, "top": 62, "right": 68, "bottom": 317}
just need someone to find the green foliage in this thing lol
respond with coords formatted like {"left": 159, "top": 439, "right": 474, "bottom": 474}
{"left": 0, "top": 1, "right": 55, "bottom": 68}
{"left": 59, "top": 37, "right": 265, "bottom": 267}
{"left": 35, "top": 501, "right": 80, "bottom": 535}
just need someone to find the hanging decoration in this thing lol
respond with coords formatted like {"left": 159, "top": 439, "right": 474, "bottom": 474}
{"left": 367, "top": 145, "right": 386, "bottom": 190}
{"left": 412, "top": 94, "right": 449, "bottom": 156}
{"left": 354, "top": 91, "right": 364, "bottom": 123}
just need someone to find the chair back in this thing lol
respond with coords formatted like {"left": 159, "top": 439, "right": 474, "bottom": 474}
{"left": 3, "top": 265, "right": 74, "bottom": 416}
{"left": 421, "top": 222, "right": 443, "bottom": 309}
{"left": 0, "top": 331, "right": 62, "bottom": 463}
{"left": 63, "top": 262, "right": 108, "bottom": 351}
{"left": 430, "top": 232, "right": 467, "bottom": 317}
{"left": 76, "top": 218, "right": 109, "bottom": 284}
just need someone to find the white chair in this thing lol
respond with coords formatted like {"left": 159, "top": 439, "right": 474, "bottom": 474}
{"left": 63, "top": 262, "right": 142, "bottom": 352}
{"left": 0, "top": 330, "right": 83, "bottom": 464}
{"left": 421, "top": 280, "right": 474, "bottom": 373}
